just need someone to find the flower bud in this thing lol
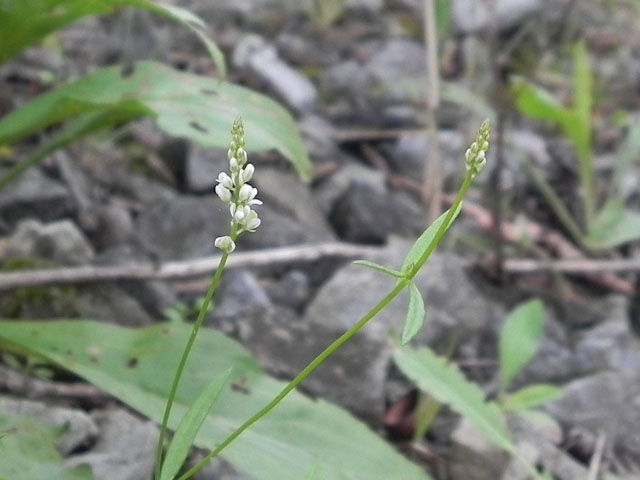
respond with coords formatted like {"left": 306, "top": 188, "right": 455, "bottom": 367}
{"left": 241, "top": 164, "right": 255, "bottom": 183}
{"left": 215, "top": 184, "right": 232, "bottom": 203}
{"left": 214, "top": 235, "right": 236, "bottom": 253}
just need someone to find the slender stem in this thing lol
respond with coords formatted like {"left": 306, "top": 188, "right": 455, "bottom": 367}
{"left": 177, "top": 279, "right": 410, "bottom": 480}
{"left": 154, "top": 250, "right": 231, "bottom": 480}
{"left": 409, "top": 172, "right": 473, "bottom": 280}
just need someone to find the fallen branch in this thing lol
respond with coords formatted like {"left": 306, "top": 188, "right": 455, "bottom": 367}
{"left": 0, "top": 242, "right": 383, "bottom": 291}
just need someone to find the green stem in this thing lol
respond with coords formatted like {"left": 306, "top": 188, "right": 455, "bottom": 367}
{"left": 177, "top": 279, "right": 410, "bottom": 480}
{"left": 408, "top": 172, "right": 473, "bottom": 279}
{"left": 154, "top": 249, "right": 231, "bottom": 480}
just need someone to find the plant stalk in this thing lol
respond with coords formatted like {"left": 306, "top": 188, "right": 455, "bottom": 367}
{"left": 154, "top": 249, "right": 232, "bottom": 480}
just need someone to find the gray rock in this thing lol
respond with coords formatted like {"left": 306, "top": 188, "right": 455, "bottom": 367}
{"left": 264, "top": 270, "right": 310, "bottom": 310}
{"left": 227, "top": 305, "right": 390, "bottom": 425}
{"left": 0, "top": 396, "right": 98, "bottom": 456}
{"left": 451, "top": 0, "right": 541, "bottom": 34}
{"left": 75, "top": 284, "right": 154, "bottom": 327}
{"left": 135, "top": 195, "right": 229, "bottom": 261}
{"left": 252, "top": 168, "right": 335, "bottom": 242}
{"left": 236, "top": 206, "right": 313, "bottom": 249}
{"left": 364, "top": 38, "right": 426, "bottom": 103}
{"left": 304, "top": 241, "right": 503, "bottom": 347}
{"left": 66, "top": 409, "right": 157, "bottom": 480}
{"left": 448, "top": 418, "right": 508, "bottom": 480}
{"left": 214, "top": 270, "right": 272, "bottom": 321}
{"left": 185, "top": 145, "right": 228, "bottom": 193}
{"left": 328, "top": 181, "right": 422, "bottom": 243}
{"left": 546, "top": 371, "right": 640, "bottom": 461}
{"left": 386, "top": 130, "right": 465, "bottom": 178}
{"left": 9, "top": 219, "right": 94, "bottom": 265}
{"left": 313, "top": 161, "right": 387, "bottom": 215}
{"left": 0, "top": 168, "right": 73, "bottom": 225}
{"left": 299, "top": 243, "right": 503, "bottom": 421}
{"left": 92, "top": 203, "right": 135, "bottom": 249}
{"left": 233, "top": 35, "right": 317, "bottom": 113}
{"left": 298, "top": 114, "right": 340, "bottom": 161}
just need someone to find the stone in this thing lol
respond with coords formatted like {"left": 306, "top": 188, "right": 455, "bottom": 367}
{"left": 66, "top": 409, "right": 157, "bottom": 480}
{"left": 264, "top": 269, "right": 310, "bottom": 310}
{"left": 214, "top": 269, "right": 272, "bottom": 321}
{"left": 328, "top": 181, "right": 421, "bottom": 244}
{"left": 135, "top": 195, "right": 229, "bottom": 261}
{"left": 386, "top": 130, "right": 465, "bottom": 178}
{"left": 0, "top": 396, "right": 98, "bottom": 456}
{"left": 546, "top": 371, "right": 640, "bottom": 461}
{"left": 92, "top": 203, "right": 135, "bottom": 249}
{"left": 75, "top": 284, "right": 154, "bottom": 327}
{"left": 9, "top": 219, "right": 95, "bottom": 265}
{"left": 0, "top": 168, "right": 73, "bottom": 225}
{"left": 364, "top": 38, "right": 426, "bottom": 103}
{"left": 184, "top": 145, "right": 228, "bottom": 193}
{"left": 233, "top": 35, "right": 317, "bottom": 113}
{"left": 451, "top": 0, "right": 541, "bottom": 34}
{"left": 252, "top": 168, "right": 335, "bottom": 242}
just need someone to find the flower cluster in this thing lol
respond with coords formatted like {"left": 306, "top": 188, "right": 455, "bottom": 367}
{"left": 214, "top": 118, "right": 261, "bottom": 253}
{"left": 465, "top": 119, "right": 491, "bottom": 177}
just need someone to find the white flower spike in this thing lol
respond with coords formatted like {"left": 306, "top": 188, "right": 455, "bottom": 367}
{"left": 214, "top": 118, "right": 262, "bottom": 253}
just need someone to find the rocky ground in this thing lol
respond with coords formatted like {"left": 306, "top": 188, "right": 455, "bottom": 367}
{"left": 1, "top": 0, "right": 640, "bottom": 479}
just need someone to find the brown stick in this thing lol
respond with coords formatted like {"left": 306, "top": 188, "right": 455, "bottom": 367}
{"left": 0, "top": 243, "right": 383, "bottom": 291}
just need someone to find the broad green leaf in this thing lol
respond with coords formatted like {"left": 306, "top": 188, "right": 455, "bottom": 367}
{"left": 352, "top": 260, "right": 404, "bottom": 279}
{"left": 498, "top": 299, "right": 546, "bottom": 392}
{"left": 400, "top": 205, "right": 462, "bottom": 275}
{"left": 394, "top": 345, "right": 516, "bottom": 455}
{"left": 160, "top": 369, "right": 232, "bottom": 480}
{"left": 0, "top": 408, "right": 94, "bottom": 480}
{"left": 401, "top": 282, "right": 426, "bottom": 345}
{"left": 586, "top": 199, "right": 640, "bottom": 248}
{"left": 0, "top": 0, "right": 225, "bottom": 75}
{"left": 501, "top": 384, "right": 563, "bottom": 412}
{"left": 0, "top": 61, "right": 312, "bottom": 181}
{"left": 0, "top": 320, "right": 430, "bottom": 480}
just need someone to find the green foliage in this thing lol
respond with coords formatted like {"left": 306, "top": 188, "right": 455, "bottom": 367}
{"left": 498, "top": 299, "right": 546, "bottom": 392}
{"left": 0, "top": 409, "right": 94, "bottom": 480}
{"left": 0, "top": 0, "right": 225, "bottom": 75}
{"left": 0, "top": 320, "right": 431, "bottom": 480}
{"left": 160, "top": 370, "right": 231, "bottom": 480}
{"left": 0, "top": 61, "right": 311, "bottom": 187}
{"left": 501, "top": 384, "right": 563, "bottom": 412}
{"left": 400, "top": 204, "right": 461, "bottom": 275}
{"left": 511, "top": 41, "right": 640, "bottom": 250}
{"left": 402, "top": 282, "right": 426, "bottom": 345}
{"left": 352, "top": 260, "right": 404, "bottom": 279}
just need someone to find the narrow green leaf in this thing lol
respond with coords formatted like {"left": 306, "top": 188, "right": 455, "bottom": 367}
{"left": 303, "top": 462, "right": 322, "bottom": 480}
{"left": 352, "top": 260, "right": 404, "bottom": 279}
{"left": 498, "top": 300, "right": 546, "bottom": 392}
{"left": 586, "top": 200, "right": 640, "bottom": 248}
{"left": 394, "top": 345, "right": 516, "bottom": 455}
{"left": 0, "top": 320, "right": 431, "bottom": 480}
{"left": 401, "top": 205, "right": 462, "bottom": 274}
{"left": 401, "top": 283, "right": 426, "bottom": 345}
{"left": 160, "top": 369, "right": 232, "bottom": 480}
{"left": 501, "top": 384, "right": 563, "bottom": 412}
{"left": 0, "top": 61, "right": 311, "bottom": 181}
{"left": 572, "top": 40, "right": 592, "bottom": 136}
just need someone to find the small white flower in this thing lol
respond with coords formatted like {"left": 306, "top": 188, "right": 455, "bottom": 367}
{"left": 238, "top": 184, "right": 254, "bottom": 202}
{"left": 214, "top": 235, "right": 236, "bottom": 253}
{"left": 215, "top": 184, "right": 232, "bottom": 203}
{"left": 232, "top": 204, "right": 251, "bottom": 222}
{"left": 241, "top": 164, "right": 255, "bottom": 183}
{"left": 216, "top": 172, "right": 233, "bottom": 189}
{"left": 229, "top": 157, "right": 240, "bottom": 173}
{"left": 243, "top": 211, "right": 261, "bottom": 232}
